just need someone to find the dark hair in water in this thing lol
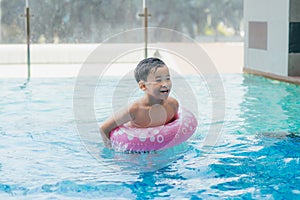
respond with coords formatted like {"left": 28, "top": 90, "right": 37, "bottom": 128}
{"left": 134, "top": 57, "right": 166, "bottom": 82}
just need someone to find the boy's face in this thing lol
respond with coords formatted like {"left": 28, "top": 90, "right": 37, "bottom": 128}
{"left": 140, "top": 65, "right": 172, "bottom": 100}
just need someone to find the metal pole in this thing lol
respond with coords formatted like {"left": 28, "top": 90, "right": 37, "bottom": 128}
{"left": 25, "top": 0, "right": 31, "bottom": 81}
{"left": 143, "top": 0, "right": 148, "bottom": 58}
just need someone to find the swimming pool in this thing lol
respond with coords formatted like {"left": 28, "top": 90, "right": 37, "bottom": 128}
{"left": 0, "top": 74, "right": 300, "bottom": 199}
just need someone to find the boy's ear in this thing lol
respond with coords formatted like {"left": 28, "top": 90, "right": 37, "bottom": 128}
{"left": 138, "top": 80, "right": 146, "bottom": 90}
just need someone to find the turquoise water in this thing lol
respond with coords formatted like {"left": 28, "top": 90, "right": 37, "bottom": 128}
{"left": 1, "top": 74, "right": 300, "bottom": 199}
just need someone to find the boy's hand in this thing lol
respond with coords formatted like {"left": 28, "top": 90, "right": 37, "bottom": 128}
{"left": 103, "top": 137, "right": 112, "bottom": 149}
{"left": 100, "top": 129, "right": 112, "bottom": 149}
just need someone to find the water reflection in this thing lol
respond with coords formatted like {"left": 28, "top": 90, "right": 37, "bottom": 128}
{"left": 237, "top": 74, "right": 297, "bottom": 133}
{"left": 279, "top": 83, "right": 300, "bottom": 133}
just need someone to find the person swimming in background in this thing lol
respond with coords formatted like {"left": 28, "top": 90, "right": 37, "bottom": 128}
{"left": 100, "top": 57, "right": 179, "bottom": 147}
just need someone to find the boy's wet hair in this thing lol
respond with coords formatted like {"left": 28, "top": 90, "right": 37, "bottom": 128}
{"left": 134, "top": 57, "right": 166, "bottom": 82}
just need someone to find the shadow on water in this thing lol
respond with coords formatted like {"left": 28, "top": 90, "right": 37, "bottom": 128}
{"left": 100, "top": 142, "right": 191, "bottom": 173}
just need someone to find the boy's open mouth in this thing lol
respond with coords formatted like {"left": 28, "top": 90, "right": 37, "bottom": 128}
{"left": 160, "top": 89, "right": 169, "bottom": 94}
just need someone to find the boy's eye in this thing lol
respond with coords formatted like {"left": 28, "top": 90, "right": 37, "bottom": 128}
{"left": 155, "top": 79, "right": 162, "bottom": 82}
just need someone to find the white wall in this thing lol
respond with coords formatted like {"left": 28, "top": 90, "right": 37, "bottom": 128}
{"left": 0, "top": 43, "right": 244, "bottom": 77}
{"left": 244, "top": 0, "right": 290, "bottom": 76}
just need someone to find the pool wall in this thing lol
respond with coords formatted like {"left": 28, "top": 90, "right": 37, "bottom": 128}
{"left": 244, "top": 0, "right": 300, "bottom": 84}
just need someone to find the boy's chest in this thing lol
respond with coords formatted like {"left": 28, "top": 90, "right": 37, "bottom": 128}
{"left": 132, "top": 104, "right": 175, "bottom": 127}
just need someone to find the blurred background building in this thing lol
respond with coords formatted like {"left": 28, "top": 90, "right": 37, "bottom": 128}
{"left": 0, "top": 0, "right": 244, "bottom": 44}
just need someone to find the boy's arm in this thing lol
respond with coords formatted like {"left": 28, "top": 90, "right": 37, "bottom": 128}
{"left": 99, "top": 105, "right": 136, "bottom": 147}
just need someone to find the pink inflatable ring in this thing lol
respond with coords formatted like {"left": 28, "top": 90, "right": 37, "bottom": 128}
{"left": 110, "top": 107, "right": 197, "bottom": 152}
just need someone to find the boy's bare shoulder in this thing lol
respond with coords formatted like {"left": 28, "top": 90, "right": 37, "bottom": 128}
{"left": 128, "top": 101, "right": 142, "bottom": 114}
{"left": 167, "top": 96, "right": 179, "bottom": 110}
{"left": 168, "top": 96, "right": 178, "bottom": 103}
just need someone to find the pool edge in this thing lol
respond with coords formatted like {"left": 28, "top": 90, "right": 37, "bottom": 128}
{"left": 243, "top": 67, "right": 300, "bottom": 85}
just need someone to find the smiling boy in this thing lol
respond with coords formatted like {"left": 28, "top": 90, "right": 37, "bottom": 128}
{"left": 100, "top": 57, "right": 179, "bottom": 147}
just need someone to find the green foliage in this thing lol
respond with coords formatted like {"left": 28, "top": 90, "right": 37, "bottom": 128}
{"left": 0, "top": 0, "right": 243, "bottom": 43}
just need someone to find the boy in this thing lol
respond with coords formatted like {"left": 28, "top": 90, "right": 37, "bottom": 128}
{"left": 100, "top": 57, "right": 179, "bottom": 147}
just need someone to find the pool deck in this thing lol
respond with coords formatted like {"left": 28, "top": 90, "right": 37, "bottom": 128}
{"left": 0, "top": 43, "right": 243, "bottom": 78}
{"left": 1, "top": 42, "right": 300, "bottom": 85}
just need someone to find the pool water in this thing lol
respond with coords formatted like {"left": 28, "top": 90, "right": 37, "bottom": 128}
{"left": 1, "top": 74, "right": 300, "bottom": 199}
